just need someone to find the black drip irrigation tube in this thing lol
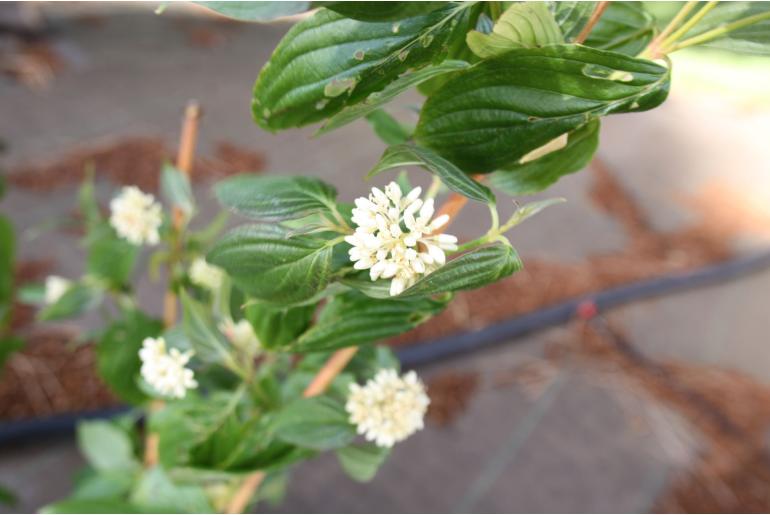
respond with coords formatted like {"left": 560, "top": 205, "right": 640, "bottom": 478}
{"left": 396, "top": 249, "right": 770, "bottom": 368}
{"left": 3, "top": 249, "right": 770, "bottom": 444}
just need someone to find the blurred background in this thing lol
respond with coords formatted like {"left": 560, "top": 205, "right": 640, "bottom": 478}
{"left": 2, "top": 1, "right": 770, "bottom": 512}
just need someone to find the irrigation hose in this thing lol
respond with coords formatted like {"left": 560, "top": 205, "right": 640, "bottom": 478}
{"left": 396, "top": 249, "right": 770, "bottom": 368}
{"left": 3, "top": 249, "right": 770, "bottom": 443}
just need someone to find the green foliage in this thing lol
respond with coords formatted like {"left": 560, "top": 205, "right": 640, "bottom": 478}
{"left": 489, "top": 119, "right": 600, "bottom": 196}
{"left": 41, "top": 499, "right": 144, "bottom": 514}
{"left": 399, "top": 243, "right": 522, "bottom": 297}
{"left": 318, "top": 60, "right": 471, "bottom": 134}
{"left": 273, "top": 396, "right": 356, "bottom": 450}
{"left": 85, "top": 224, "right": 139, "bottom": 289}
{"left": 337, "top": 443, "right": 390, "bottom": 482}
{"left": 680, "top": 2, "right": 770, "bottom": 55}
{"left": 180, "top": 290, "right": 233, "bottom": 366}
{"left": 466, "top": 3, "right": 563, "bottom": 58}
{"left": 38, "top": 283, "right": 103, "bottom": 322}
{"left": 252, "top": 4, "right": 471, "bottom": 130}
{"left": 291, "top": 292, "right": 447, "bottom": 352}
{"left": 365, "top": 110, "right": 413, "bottom": 145}
{"left": 324, "top": 2, "right": 446, "bottom": 22}
{"left": 195, "top": 1, "right": 311, "bottom": 21}
{"left": 368, "top": 144, "right": 494, "bottom": 203}
{"left": 244, "top": 301, "right": 315, "bottom": 349}
{"left": 215, "top": 175, "right": 338, "bottom": 222}
{"left": 550, "top": 1, "right": 597, "bottom": 42}
{"left": 130, "top": 467, "right": 213, "bottom": 513}
{"left": 161, "top": 163, "right": 195, "bottom": 219}
{"left": 415, "top": 45, "right": 670, "bottom": 172}
{"left": 77, "top": 421, "right": 139, "bottom": 473}
{"left": 97, "top": 310, "right": 163, "bottom": 404}
{"left": 584, "top": 2, "right": 655, "bottom": 56}
{"left": 208, "top": 225, "right": 335, "bottom": 305}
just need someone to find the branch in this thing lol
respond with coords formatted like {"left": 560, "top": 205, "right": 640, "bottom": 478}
{"left": 223, "top": 177, "right": 474, "bottom": 512}
{"left": 143, "top": 100, "right": 202, "bottom": 468}
{"left": 575, "top": 1, "right": 610, "bottom": 44}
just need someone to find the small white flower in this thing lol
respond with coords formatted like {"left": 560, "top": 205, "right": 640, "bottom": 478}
{"left": 44, "top": 275, "right": 72, "bottom": 305}
{"left": 189, "top": 258, "right": 225, "bottom": 292}
{"left": 109, "top": 186, "right": 163, "bottom": 246}
{"left": 345, "top": 369, "right": 430, "bottom": 448}
{"left": 346, "top": 182, "right": 457, "bottom": 296}
{"left": 218, "top": 318, "right": 261, "bottom": 355}
{"left": 139, "top": 337, "right": 197, "bottom": 399}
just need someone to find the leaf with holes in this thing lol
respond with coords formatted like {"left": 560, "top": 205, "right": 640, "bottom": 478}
{"left": 252, "top": 4, "right": 471, "bottom": 130}
{"left": 207, "top": 225, "right": 335, "bottom": 305}
{"left": 415, "top": 45, "right": 670, "bottom": 173}
{"left": 318, "top": 60, "right": 470, "bottom": 134}
{"left": 368, "top": 144, "right": 494, "bottom": 203}
{"left": 489, "top": 119, "right": 600, "bottom": 196}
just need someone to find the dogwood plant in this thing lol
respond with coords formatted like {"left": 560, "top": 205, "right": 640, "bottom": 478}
{"left": 37, "top": 1, "right": 770, "bottom": 513}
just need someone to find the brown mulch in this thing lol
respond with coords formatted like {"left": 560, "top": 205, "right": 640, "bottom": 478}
{"left": 425, "top": 371, "right": 480, "bottom": 427}
{"left": 0, "top": 332, "right": 118, "bottom": 421}
{"left": 573, "top": 321, "right": 770, "bottom": 513}
{"left": 8, "top": 137, "right": 266, "bottom": 192}
{"left": 390, "top": 159, "right": 749, "bottom": 347}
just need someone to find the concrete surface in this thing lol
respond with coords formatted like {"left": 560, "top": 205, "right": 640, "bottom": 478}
{"left": 2, "top": 3, "right": 770, "bottom": 513}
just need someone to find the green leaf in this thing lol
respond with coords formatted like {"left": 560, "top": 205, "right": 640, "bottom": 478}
{"left": 337, "top": 443, "right": 390, "bottom": 482}
{"left": 17, "top": 282, "right": 45, "bottom": 305}
{"left": 550, "top": 1, "right": 597, "bottom": 42}
{"left": 72, "top": 470, "right": 133, "bottom": 501}
{"left": 252, "top": 4, "right": 471, "bottom": 130}
{"left": 415, "top": 45, "right": 670, "bottom": 173}
{"left": 78, "top": 171, "right": 101, "bottom": 230}
{"left": 97, "top": 311, "right": 163, "bottom": 404}
{"left": 0, "top": 484, "right": 16, "bottom": 507}
{"left": 160, "top": 163, "right": 194, "bottom": 218}
{"left": 291, "top": 292, "right": 447, "bottom": 352}
{"left": 41, "top": 499, "right": 143, "bottom": 514}
{"left": 466, "top": 2, "right": 563, "bottom": 59}
{"left": 324, "top": 2, "right": 446, "bottom": 22}
{"left": 365, "top": 110, "right": 413, "bottom": 145}
{"left": 489, "top": 119, "right": 600, "bottom": 195}
{"left": 273, "top": 396, "right": 356, "bottom": 450}
{"left": 214, "top": 175, "right": 337, "bottom": 222}
{"left": 39, "top": 283, "right": 103, "bottom": 322}
{"left": 85, "top": 223, "right": 139, "bottom": 288}
{"left": 208, "top": 225, "right": 334, "bottom": 305}
{"left": 77, "top": 421, "right": 139, "bottom": 472}
{"left": 399, "top": 243, "right": 522, "bottom": 297}
{"left": 0, "top": 336, "right": 24, "bottom": 372}
{"left": 195, "top": 1, "right": 311, "bottom": 21}
{"left": 502, "top": 198, "right": 567, "bottom": 229}
{"left": 130, "top": 467, "right": 213, "bottom": 514}
{"left": 244, "top": 301, "right": 315, "bottom": 349}
{"left": 680, "top": 2, "right": 770, "bottom": 56}
{"left": 0, "top": 216, "right": 14, "bottom": 307}
{"left": 318, "top": 60, "right": 471, "bottom": 134}
{"left": 179, "top": 290, "right": 232, "bottom": 365}
{"left": 368, "top": 144, "right": 494, "bottom": 203}
{"left": 583, "top": 2, "right": 655, "bottom": 56}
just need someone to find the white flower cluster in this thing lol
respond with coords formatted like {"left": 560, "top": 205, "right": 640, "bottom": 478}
{"left": 346, "top": 182, "right": 458, "bottom": 296}
{"left": 109, "top": 186, "right": 163, "bottom": 246}
{"left": 346, "top": 369, "right": 430, "bottom": 448}
{"left": 44, "top": 275, "right": 72, "bottom": 305}
{"left": 218, "top": 318, "right": 261, "bottom": 355}
{"left": 139, "top": 337, "right": 197, "bottom": 399}
{"left": 189, "top": 258, "right": 225, "bottom": 292}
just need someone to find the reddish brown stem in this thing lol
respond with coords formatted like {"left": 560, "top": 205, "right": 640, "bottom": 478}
{"left": 575, "top": 1, "right": 610, "bottom": 44}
